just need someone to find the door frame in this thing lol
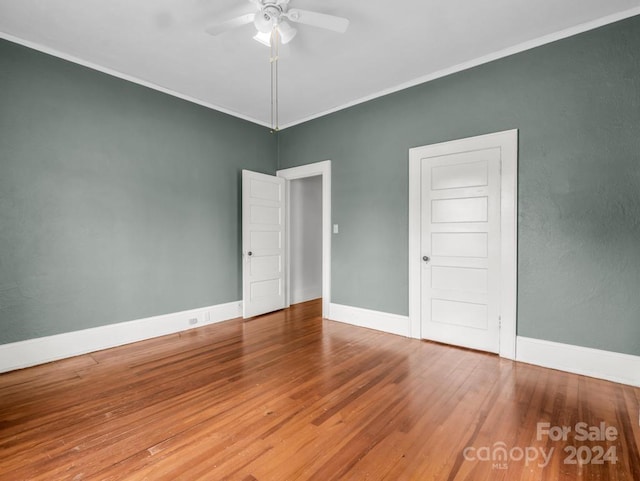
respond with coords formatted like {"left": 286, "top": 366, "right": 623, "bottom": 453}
{"left": 408, "top": 130, "right": 518, "bottom": 359}
{"left": 277, "top": 160, "right": 331, "bottom": 318}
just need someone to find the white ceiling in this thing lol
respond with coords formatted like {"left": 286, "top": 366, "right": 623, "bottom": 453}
{"left": 1, "top": 0, "right": 639, "bottom": 129}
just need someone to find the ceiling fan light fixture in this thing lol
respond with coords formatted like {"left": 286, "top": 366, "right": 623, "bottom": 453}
{"left": 277, "top": 21, "right": 297, "bottom": 44}
{"left": 254, "top": 12, "right": 273, "bottom": 33}
{"left": 204, "top": 0, "right": 351, "bottom": 131}
{"left": 253, "top": 30, "right": 272, "bottom": 47}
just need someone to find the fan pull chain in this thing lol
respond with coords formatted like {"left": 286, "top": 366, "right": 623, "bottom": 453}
{"left": 270, "top": 27, "right": 280, "bottom": 132}
{"left": 275, "top": 31, "right": 279, "bottom": 131}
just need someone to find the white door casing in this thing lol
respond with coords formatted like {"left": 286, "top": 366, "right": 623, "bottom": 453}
{"left": 409, "top": 130, "right": 518, "bottom": 358}
{"left": 242, "top": 170, "right": 286, "bottom": 318}
{"left": 277, "top": 160, "right": 332, "bottom": 319}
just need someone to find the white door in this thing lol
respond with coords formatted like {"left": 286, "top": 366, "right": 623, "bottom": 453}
{"left": 419, "top": 148, "right": 501, "bottom": 352}
{"left": 242, "top": 170, "right": 286, "bottom": 318}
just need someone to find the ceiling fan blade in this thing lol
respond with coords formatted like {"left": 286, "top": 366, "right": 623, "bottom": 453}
{"left": 285, "top": 9, "right": 349, "bottom": 33}
{"left": 205, "top": 13, "right": 255, "bottom": 36}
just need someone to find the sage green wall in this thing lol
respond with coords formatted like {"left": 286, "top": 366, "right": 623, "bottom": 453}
{"left": 3, "top": 16, "right": 640, "bottom": 356}
{"left": 278, "top": 16, "right": 640, "bottom": 356}
{"left": 0, "top": 39, "right": 276, "bottom": 344}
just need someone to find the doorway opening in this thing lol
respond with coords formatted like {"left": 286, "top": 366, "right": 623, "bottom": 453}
{"left": 289, "top": 176, "right": 323, "bottom": 305}
{"left": 277, "top": 160, "right": 332, "bottom": 318}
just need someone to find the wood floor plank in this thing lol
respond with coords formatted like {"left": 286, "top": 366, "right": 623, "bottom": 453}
{"left": 1, "top": 299, "right": 639, "bottom": 480}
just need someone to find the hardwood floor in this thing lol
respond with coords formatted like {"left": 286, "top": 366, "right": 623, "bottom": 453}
{"left": 1, "top": 299, "right": 639, "bottom": 480}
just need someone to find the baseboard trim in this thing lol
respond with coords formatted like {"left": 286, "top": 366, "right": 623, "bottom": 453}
{"left": 516, "top": 336, "right": 640, "bottom": 387}
{"left": 329, "top": 303, "right": 410, "bottom": 337}
{"left": 291, "top": 288, "right": 322, "bottom": 305}
{"left": 0, "top": 301, "right": 243, "bottom": 373}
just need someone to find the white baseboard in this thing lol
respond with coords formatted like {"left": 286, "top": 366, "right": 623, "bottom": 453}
{"left": 329, "top": 303, "right": 410, "bottom": 337}
{"left": 516, "top": 336, "right": 640, "bottom": 387}
{"left": 291, "top": 287, "right": 322, "bottom": 305}
{"left": 9, "top": 304, "right": 636, "bottom": 388}
{"left": 0, "top": 301, "right": 243, "bottom": 373}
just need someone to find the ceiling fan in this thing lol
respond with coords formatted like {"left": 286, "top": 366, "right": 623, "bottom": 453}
{"left": 205, "top": 0, "right": 350, "bottom": 46}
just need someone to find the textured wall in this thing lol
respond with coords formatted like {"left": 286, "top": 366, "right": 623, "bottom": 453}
{"left": 3, "top": 15, "right": 640, "bottom": 356}
{"left": 278, "top": 16, "right": 640, "bottom": 355}
{"left": 0, "top": 40, "right": 276, "bottom": 344}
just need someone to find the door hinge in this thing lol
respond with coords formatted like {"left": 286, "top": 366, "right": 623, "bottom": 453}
{"left": 498, "top": 315, "right": 502, "bottom": 329}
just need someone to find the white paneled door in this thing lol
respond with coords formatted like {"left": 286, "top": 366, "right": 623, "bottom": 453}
{"left": 242, "top": 170, "right": 286, "bottom": 318}
{"left": 419, "top": 148, "right": 502, "bottom": 353}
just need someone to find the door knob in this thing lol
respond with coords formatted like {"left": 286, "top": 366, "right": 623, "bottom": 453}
{"left": 422, "top": 256, "right": 430, "bottom": 262}
{"left": 248, "top": 251, "right": 253, "bottom": 256}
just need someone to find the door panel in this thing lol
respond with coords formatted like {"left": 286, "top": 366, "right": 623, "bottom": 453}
{"left": 431, "top": 232, "right": 488, "bottom": 258}
{"left": 250, "top": 279, "right": 281, "bottom": 299}
{"left": 431, "top": 197, "right": 488, "bottom": 223}
{"left": 242, "top": 170, "right": 286, "bottom": 318}
{"left": 250, "top": 231, "right": 281, "bottom": 250}
{"left": 431, "top": 160, "right": 488, "bottom": 190}
{"left": 431, "top": 266, "right": 487, "bottom": 293}
{"left": 431, "top": 299, "right": 488, "bottom": 330}
{"left": 248, "top": 177, "right": 281, "bottom": 201}
{"left": 250, "top": 205, "right": 281, "bottom": 225}
{"left": 420, "top": 147, "right": 501, "bottom": 353}
{"left": 250, "top": 256, "right": 281, "bottom": 276}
